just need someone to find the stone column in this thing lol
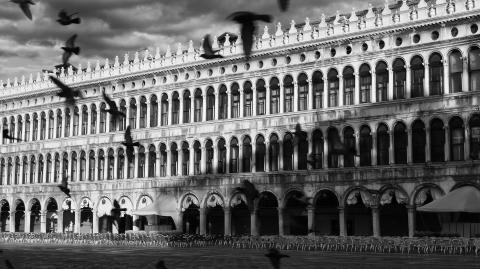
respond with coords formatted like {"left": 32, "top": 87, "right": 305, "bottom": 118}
{"left": 103, "top": 150, "right": 109, "bottom": 180}
{"left": 40, "top": 211, "right": 47, "bottom": 233}
{"left": 224, "top": 207, "right": 231, "bottom": 236}
{"left": 239, "top": 89, "right": 244, "bottom": 117}
{"left": 265, "top": 85, "right": 271, "bottom": 115}
{"left": 134, "top": 148, "right": 139, "bottom": 178}
{"left": 424, "top": 63, "right": 430, "bottom": 97}
{"left": 24, "top": 211, "right": 30, "bottom": 233}
{"left": 407, "top": 128, "right": 413, "bottom": 164}
{"left": 113, "top": 152, "right": 118, "bottom": 179}
{"left": 372, "top": 131, "right": 377, "bottom": 166}
{"left": 225, "top": 143, "right": 230, "bottom": 173}
{"left": 178, "top": 146, "right": 184, "bottom": 175}
{"left": 45, "top": 111, "right": 50, "bottom": 139}
{"left": 354, "top": 132, "right": 360, "bottom": 167}
{"left": 338, "top": 74, "right": 344, "bottom": 106}
{"left": 278, "top": 141, "right": 284, "bottom": 170}
{"left": 323, "top": 77, "right": 328, "bottom": 108}
{"left": 227, "top": 89, "right": 232, "bottom": 119}
{"left": 307, "top": 206, "right": 315, "bottom": 234}
{"left": 323, "top": 133, "right": 329, "bottom": 168}
{"left": 199, "top": 208, "right": 206, "bottom": 235}
{"left": 279, "top": 82, "right": 284, "bottom": 113}
{"left": 85, "top": 151, "right": 90, "bottom": 181}
{"left": 405, "top": 64, "right": 411, "bottom": 99}
{"left": 156, "top": 149, "right": 162, "bottom": 177}
{"left": 293, "top": 82, "right": 299, "bottom": 112}
{"left": 443, "top": 61, "right": 450, "bottom": 94}
{"left": 189, "top": 144, "right": 195, "bottom": 176}
{"left": 251, "top": 142, "right": 256, "bottom": 172}
{"left": 371, "top": 71, "right": 377, "bottom": 103}
{"left": 146, "top": 98, "right": 151, "bottom": 127}
{"left": 445, "top": 126, "right": 450, "bottom": 162}
{"left": 57, "top": 210, "right": 64, "bottom": 233}
{"left": 389, "top": 131, "right": 394, "bottom": 164}
{"left": 53, "top": 111, "right": 58, "bottom": 139}
{"left": 371, "top": 206, "right": 380, "bottom": 237}
{"left": 9, "top": 211, "right": 15, "bottom": 232}
{"left": 75, "top": 151, "right": 81, "bottom": 181}
{"left": 463, "top": 58, "right": 469, "bottom": 92}
{"left": 465, "top": 127, "right": 471, "bottom": 161}
{"left": 388, "top": 67, "right": 394, "bottom": 100}
{"left": 200, "top": 146, "right": 206, "bottom": 174}
{"left": 214, "top": 91, "right": 219, "bottom": 121}
{"left": 407, "top": 205, "right": 416, "bottom": 238}
{"left": 178, "top": 94, "right": 183, "bottom": 124}
{"left": 252, "top": 86, "right": 257, "bottom": 116}
{"left": 30, "top": 113, "right": 35, "bottom": 141}
{"left": 265, "top": 142, "right": 270, "bottom": 172}
{"left": 78, "top": 107, "right": 83, "bottom": 136}
{"left": 293, "top": 136, "right": 299, "bottom": 170}
{"left": 238, "top": 141, "right": 244, "bottom": 172}
{"left": 354, "top": 72, "right": 360, "bottom": 104}
{"left": 74, "top": 209, "right": 81, "bottom": 233}
{"left": 250, "top": 208, "right": 258, "bottom": 236}
{"left": 278, "top": 207, "right": 284, "bottom": 236}
{"left": 201, "top": 89, "right": 206, "bottom": 122}
{"left": 307, "top": 80, "right": 313, "bottom": 110}
{"left": 213, "top": 145, "right": 218, "bottom": 173}
{"left": 425, "top": 127, "right": 431, "bottom": 162}
{"left": 132, "top": 215, "right": 139, "bottom": 232}
{"left": 105, "top": 109, "right": 111, "bottom": 133}
{"left": 86, "top": 106, "right": 92, "bottom": 134}
{"left": 338, "top": 207, "right": 346, "bottom": 236}
{"left": 93, "top": 212, "right": 99, "bottom": 233}
{"left": 136, "top": 96, "right": 142, "bottom": 128}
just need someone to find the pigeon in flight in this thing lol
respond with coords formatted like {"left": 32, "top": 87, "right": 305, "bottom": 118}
{"left": 57, "top": 10, "right": 81, "bottom": 25}
{"left": 49, "top": 75, "right": 83, "bottom": 106}
{"left": 111, "top": 199, "right": 127, "bottom": 216}
{"left": 122, "top": 126, "right": 141, "bottom": 161}
{"left": 10, "top": 0, "right": 35, "bottom": 20}
{"left": 3, "top": 129, "right": 21, "bottom": 142}
{"left": 62, "top": 34, "right": 80, "bottom": 66}
{"left": 227, "top": 12, "right": 272, "bottom": 59}
{"left": 278, "top": 0, "right": 289, "bottom": 11}
{"left": 103, "top": 91, "right": 126, "bottom": 121}
{"left": 57, "top": 175, "right": 71, "bottom": 197}
{"left": 265, "top": 248, "right": 289, "bottom": 269}
{"left": 200, "top": 34, "right": 223, "bottom": 60}
{"left": 234, "top": 180, "right": 261, "bottom": 208}
{"left": 156, "top": 260, "right": 168, "bottom": 269}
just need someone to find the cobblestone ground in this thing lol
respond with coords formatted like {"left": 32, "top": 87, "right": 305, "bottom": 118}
{"left": 1, "top": 244, "right": 480, "bottom": 269}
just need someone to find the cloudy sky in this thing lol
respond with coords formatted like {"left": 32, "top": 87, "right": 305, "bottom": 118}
{"left": 0, "top": 0, "right": 384, "bottom": 81}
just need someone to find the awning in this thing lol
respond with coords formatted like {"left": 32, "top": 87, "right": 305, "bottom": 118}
{"left": 132, "top": 196, "right": 177, "bottom": 216}
{"left": 417, "top": 186, "right": 480, "bottom": 213}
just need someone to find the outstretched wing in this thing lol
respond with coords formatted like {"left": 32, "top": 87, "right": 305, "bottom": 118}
{"left": 124, "top": 126, "right": 133, "bottom": 144}
{"left": 19, "top": 3, "right": 33, "bottom": 20}
{"left": 50, "top": 76, "right": 73, "bottom": 98}
{"left": 202, "top": 34, "right": 215, "bottom": 55}
{"left": 65, "top": 34, "right": 77, "bottom": 48}
{"left": 241, "top": 22, "right": 255, "bottom": 58}
{"left": 103, "top": 91, "right": 117, "bottom": 110}
{"left": 58, "top": 9, "right": 68, "bottom": 19}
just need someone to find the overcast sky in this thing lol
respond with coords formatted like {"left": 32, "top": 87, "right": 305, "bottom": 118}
{"left": 0, "top": 0, "right": 384, "bottom": 82}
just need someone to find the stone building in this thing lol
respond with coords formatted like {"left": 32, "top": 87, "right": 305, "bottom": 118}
{"left": 1, "top": 0, "right": 480, "bottom": 237}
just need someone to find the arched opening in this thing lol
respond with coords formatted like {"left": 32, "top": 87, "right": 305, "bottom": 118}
{"left": 206, "top": 87, "right": 215, "bottom": 121}
{"left": 129, "top": 98, "right": 137, "bottom": 129}
{"left": 377, "top": 123, "right": 390, "bottom": 165}
{"left": 314, "top": 190, "right": 339, "bottom": 235}
{"left": 258, "top": 192, "right": 279, "bottom": 235}
{"left": 182, "top": 194, "right": 200, "bottom": 234}
{"left": 117, "top": 149, "right": 125, "bottom": 179}
{"left": 119, "top": 99, "right": 127, "bottom": 131}
{"left": 345, "top": 191, "right": 372, "bottom": 236}
{"left": 150, "top": 95, "right": 158, "bottom": 127}
{"left": 379, "top": 189, "right": 408, "bottom": 236}
{"left": 231, "top": 83, "right": 240, "bottom": 118}
{"left": 48, "top": 111, "right": 54, "bottom": 139}
{"left": 46, "top": 198, "right": 58, "bottom": 233}
{"left": 470, "top": 114, "right": 480, "bottom": 159}
{"left": 411, "top": 56, "right": 425, "bottom": 98}
{"left": 159, "top": 144, "right": 167, "bottom": 177}
{"left": 360, "top": 126, "right": 372, "bottom": 166}
{"left": 429, "top": 53, "right": 444, "bottom": 95}
{"left": 25, "top": 114, "right": 31, "bottom": 141}
{"left": 450, "top": 116, "right": 465, "bottom": 161}
{"left": 414, "top": 186, "right": 443, "bottom": 235}
{"left": 244, "top": 81, "right": 253, "bottom": 116}
{"left": 117, "top": 197, "right": 134, "bottom": 234}
{"left": 431, "top": 118, "right": 445, "bottom": 162}
{"left": 17, "top": 115, "right": 23, "bottom": 141}
{"left": 242, "top": 136, "right": 252, "bottom": 172}
{"left": 61, "top": 198, "right": 75, "bottom": 233}
{"left": 327, "top": 127, "right": 340, "bottom": 168}
{"left": 219, "top": 85, "right": 228, "bottom": 120}
{"left": 161, "top": 94, "right": 168, "bottom": 126}
{"left": 412, "top": 120, "right": 426, "bottom": 163}
{"left": 107, "top": 149, "right": 114, "bottom": 180}
{"left": 194, "top": 88, "right": 203, "bottom": 122}
{"left": 218, "top": 138, "right": 226, "bottom": 174}
{"left": 297, "top": 129, "right": 308, "bottom": 170}
{"left": 170, "top": 143, "right": 178, "bottom": 176}
{"left": 328, "top": 69, "right": 339, "bottom": 107}
{"left": 40, "top": 111, "right": 46, "bottom": 139}
{"left": 270, "top": 78, "right": 280, "bottom": 114}
{"left": 171, "top": 92, "right": 179, "bottom": 125}
{"left": 0, "top": 200, "right": 10, "bottom": 232}
{"left": 193, "top": 141, "right": 201, "bottom": 175}
{"left": 30, "top": 199, "right": 41, "bottom": 232}
{"left": 269, "top": 134, "right": 279, "bottom": 171}
{"left": 138, "top": 146, "right": 145, "bottom": 178}
{"left": 139, "top": 96, "right": 147, "bottom": 128}
{"left": 343, "top": 66, "right": 355, "bottom": 105}
{"left": 311, "top": 129, "right": 323, "bottom": 169}
{"left": 257, "top": 79, "right": 266, "bottom": 115}
{"left": 230, "top": 138, "right": 239, "bottom": 173}
{"left": 148, "top": 145, "right": 156, "bottom": 177}
{"left": 394, "top": 122, "right": 408, "bottom": 164}
{"left": 56, "top": 110, "right": 62, "bottom": 138}
{"left": 182, "top": 91, "right": 190, "bottom": 124}
{"left": 393, "top": 58, "right": 406, "bottom": 99}
{"left": 283, "top": 133, "right": 294, "bottom": 171}
{"left": 376, "top": 61, "right": 388, "bottom": 102}
{"left": 15, "top": 200, "right": 25, "bottom": 232}
{"left": 181, "top": 142, "right": 189, "bottom": 175}
{"left": 359, "top": 64, "right": 371, "bottom": 103}
{"left": 256, "top": 135, "right": 266, "bottom": 172}
{"left": 283, "top": 75, "right": 294, "bottom": 112}
{"left": 136, "top": 196, "right": 152, "bottom": 231}
{"left": 97, "top": 197, "right": 113, "bottom": 233}
{"left": 100, "top": 103, "right": 107, "bottom": 133}
{"left": 469, "top": 46, "right": 480, "bottom": 91}
{"left": 231, "top": 193, "right": 250, "bottom": 235}
{"left": 80, "top": 198, "right": 93, "bottom": 233}
{"left": 312, "top": 71, "right": 324, "bottom": 109}
{"left": 206, "top": 194, "right": 225, "bottom": 235}
{"left": 343, "top": 126, "right": 355, "bottom": 167}
{"left": 298, "top": 73, "right": 308, "bottom": 111}
{"left": 91, "top": 104, "right": 97, "bottom": 134}
{"left": 284, "top": 191, "right": 308, "bottom": 235}
{"left": 449, "top": 49, "right": 463, "bottom": 93}
{"left": 205, "top": 140, "right": 213, "bottom": 174}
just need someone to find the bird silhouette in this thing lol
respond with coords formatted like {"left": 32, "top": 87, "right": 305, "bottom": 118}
{"left": 156, "top": 260, "right": 167, "bottom": 269}
{"left": 103, "top": 91, "right": 126, "bottom": 121}
{"left": 278, "top": 0, "right": 289, "bottom": 11}
{"left": 57, "top": 175, "right": 70, "bottom": 197}
{"left": 57, "top": 10, "right": 81, "bottom": 25}
{"left": 227, "top": 12, "right": 272, "bottom": 59}
{"left": 49, "top": 75, "right": 83, "bottom": 106}
{"left": 111, "top": 199, "right": 127, "bottom": 215}
{"left": 62, "top": 34, "right": 80, "bottom": 66}
{"left": 4, "top": 259, "right": 15, "bottom": 269}
{"left": 234, "top": 180, "right": 261, "bottom": 208}
{"left": 10, "top": 0, "right": 35, "bottom": 20}
{"left": 265, "top": 248, "right": 289, "bottom": 269}
{"left": 200, "top": 34, "right": 223, "bottom": 60}
{"left": 122, "top": 126, "right": 141, "bottom": 161}
{"left": 3, "top": 129, "right": 21, "bottom": 142}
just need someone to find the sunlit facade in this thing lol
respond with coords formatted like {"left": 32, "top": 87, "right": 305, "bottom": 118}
{"left": 1, "top": 0, "right": 480, "bottom": 237}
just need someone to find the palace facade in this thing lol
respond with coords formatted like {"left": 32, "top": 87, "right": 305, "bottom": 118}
{"left": 1, "top": 0, "right": 480, "bottom": 237}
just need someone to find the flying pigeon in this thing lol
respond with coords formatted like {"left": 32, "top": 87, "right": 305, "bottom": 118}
{"left": 227, "top": 12, "right": 272, "bottom": 59}
{"left": 49, "top": 75, "right": 84, "bottom": 106}
{"left": 200, "top": 34, "right": 223, "bottom": 60}
{"left": 62, "top": 34, "right": 80, "bottom": 66}
{"left": 57, "top": 9, "right": 81, "bottom": 25}
{"left": 10, "top": 0, "right": 35, "bottom": 20}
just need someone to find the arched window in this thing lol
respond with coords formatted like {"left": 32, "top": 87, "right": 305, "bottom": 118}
{"left": 100, "top": 102, "right": 107, "bottom": 133}
{"left": 81, "top": 106, "right": 88, "bottom": 135}
{"left": 159, "top": 144, "right": 167, "bottom": 177}
{"left": 148, "top": 145, "right": 156, "bottom": 177}
{"left": 269, "top": 134, "right": 279, "bottom": 171}
{"left": 231, "top": 83, "right": 240, "bottom": 118}
{"left": 22, "top": 156, "right": 28, "bottom": 184}
{"left": 56, "top": 110, "right": 62, "bottom": 139}
{"left": 107, "top": 149, "right": 114, "bottom": 180}
{"left": 71, "top": 152, "right": 77, "bottom": 182}
{"left": 359, "top": 64, "right": 371, "bottom": 103}
{"left": 377, "top": 124, "right": 390, "bottom": 165}
{"left": 469, "top": 46, "right": 480, "bottom": 91}
{"left": 194, "top": 88, "right": 203, "bottom": 122}
{"left": 9, "top": 116, "right": 15, "bottom": 143}
{"left": 376, "top": 61, "right": 389, "bottom": 102}
{"left": 29, "top": 156, "right": 35, "bottom": 184}
{"left": 360, "top": 126, "right": 372, "bottom": 166}
{"left": 298, "top": 73, "right": 308, "bottom": 111}
{"left": 328, "top": 69, "right": 339, "bottom": 107}
{"left": 171, "top": 93, "right": 179, "bottom": 125}
{"left": 117, "top": 149, "right": 125, "bottom": 179}
{"left": 429, "top": 53, "right": 444, "bottom": 95}
{"left": 17, "top": 116, "right": 23, "bottom": 142}
{"left": 88, "top": 151, "right": 95, "bottom": 180}
{"left": 32, "top": 113, "right": 39, "bottom": 141}
{"left": 0, "top": 159, "right": 4, "bottom": 185}
{"left": 327, "top": 128, "right": 340, "bottom": 168}
{"left": 14, "top": 157, "right": 20, "bottom": 185}
{"left": 256, "top": 135, "right": 266, "bottom": 172}
{"left": 138, "top": 146, "right": 145, "bottom": 178}
{"left": 412, "top": 120, "right": 426, "bottom": 163}
{"left": 181, "top": 142, "right": 189, "bottom": 175}
{"left": 119, "top": 99, "right": 127, "bottom": 131}
{"left": 129, "top": 98, "right": 137, "bottom": 129}
{"left": 257, "top": 80, "right": 266, "bottom": 115}
{"left": 450, "top": 116, "right": 464, "bottom": 161}
{"left": 127, "top": 149, "right": 134, "bottom": 179}
{"left": 46, "top": 155, "right": 52, "bottom": 183}
{"left": 242, "top": 136, "right": 252, "bottom": 172}
{"left": 311, "top": 130, "right": 323, "bottom": 169}
{"left": 244, "top": 81, "right": 253, "bottom": 116}
{"left": 411, "top": 56, "right": 424, "bottom": 98}
{"left": 343, "top": 127, "right": 355, "bottom": 167}
{"left": 73, "top": 107, "right": 79, "bottom": 136}
{"left": 38, "top": 155, "right": 44, "bottom": 183}
{"left": 205, "top": 140, "right": 213, "bottom": 174}
{"left": 218, "top": 138, "right": 226, "bottom": 174}
{"left": 283, "top": 133, "right": 294, "bottom": 170}
{"left": 40, "top": 112, "right": 46, "bottom": 140}
{"left": 270, "top": 78, "right": 280, "bottom": 114}
{"left": 91, "top": 104, "right": 97, "bottom": 134}
{"left": 109, "top": 101, "right": 117, "bottom": 132}
{"left": 171, "top": 143, "right": 178, "bottom": 176}
{"left": 284, "top": 75, "right": 294, "bottom": 112}
{"left": 80, "top": 151, "right": 86, "bottom": 181}
{"left": 139, "top": 96, "right": 147, "bottom": 128}
{"left": 312, "top": 71, "right": 324, "bottom": 109}
{"left": 161, "top": 94, "right": 168, "bottom": 126}
{"left": 25, "top": 114, "right": 30, "bottom": 142}
{"left": 449, "top": 50, "right": 463, "bottom": 93}
{"left": 394, "top": 122, "right": 407, "bottom": 164}
{"left": 54, "top": 154, "right": 60, "bottom": 183}
{"left": 470, "top": 114, "right": 480, "bottom": 160}
{"left": 230, "top": 138, "right": 239, "bottom": 173}
{"left": 219, "top": 85, "right": 228, "bottom": 120}
{"left": 193, "top": 141, "right": 201, "bottom": 175}
{"left": 182, "top": 91, "right": 190, "bottom": 124}
{"left": 393, "top": 58, "right": 406, "bottom": 99}
{"left": 48, "top": 111, "right": 54, "bottom": 139}
{"left": 297, "top": 130, "right": 308, "bottom": 170}
{"left": 98, "top": 150, "right": 105, "bottom": 180}
{"left": 62, "top": 153, "right": 68, "bottom": 182}
{"left": 150, "top": 95, "right": 158, "bottom": 127}
{"left": 7, "top": 158, "right": 12, "bottom": 185}
{"left": 206, "top": 87, "right": 215, "bottom": 121}
{"left": 343, "top": 67, "right": 355, "bottom": 105}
